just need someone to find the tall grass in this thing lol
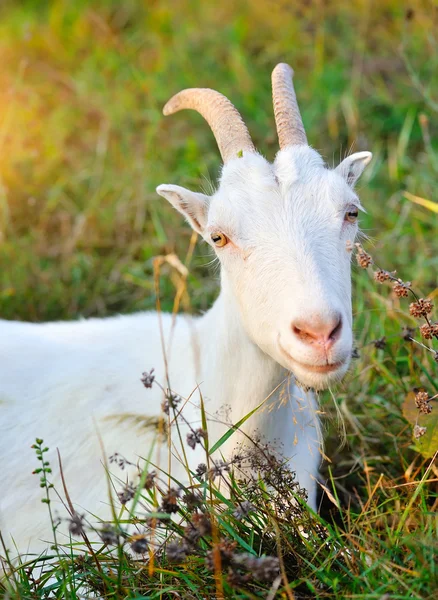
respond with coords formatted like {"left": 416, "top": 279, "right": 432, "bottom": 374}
{"left": 0, "top": 0, "right": 437, "bottom": 597}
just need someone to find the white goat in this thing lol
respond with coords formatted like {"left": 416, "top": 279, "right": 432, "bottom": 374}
{"left": 0, "top": 64, "right": 372, "bottom": 560}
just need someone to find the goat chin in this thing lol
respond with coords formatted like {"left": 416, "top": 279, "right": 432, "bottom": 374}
{"left": 292, "top": 360, "right": 350, "bottom": 391}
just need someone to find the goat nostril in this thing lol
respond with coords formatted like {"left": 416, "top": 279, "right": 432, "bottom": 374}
{"left": 329, "top": 316, "right": 342, "bottom": 341}
{"left": 291, "top": 323, "right": 315, "bottom": 344}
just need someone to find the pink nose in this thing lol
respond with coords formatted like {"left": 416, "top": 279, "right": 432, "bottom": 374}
{"left": 291, "top": 314, "right": 342, "bottom": 349}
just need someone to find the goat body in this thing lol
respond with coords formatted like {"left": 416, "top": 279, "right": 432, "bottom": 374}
{"left": 0, "top": 293, "right": 318, "bottom": 555}
{"left": 0, "top": 64, "right": 372, "bottom": 559}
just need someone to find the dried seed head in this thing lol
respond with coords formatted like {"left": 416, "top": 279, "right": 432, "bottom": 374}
{"left": 205, "top": 539, "right": 237, "bottom": 571}
{"left": 140, "top": 368, "right": 155, "bottom": 388}
{"left": 160, "top": 488, "right": 181, "bottom": 514}
{"left": 355, "top": 243, "right": 372, "bottom": 268}
{"left": 68, "top": 513, "right": 85, "bottom": 537}
{"left": 351, "top": 346, "right": 360, "bottom": 359}
{"left": 413, "top": 425, "right": 427, "bottom": 439}
{"left": 233, "top": 500, "right": 255, "bottom": 521}
{"left": 409, "top": 298, "right": 433, "bottom": 318}
{"left": 144, "top": 470, "right": 156, "bottom": 490}
{"left": 130, "top": 535, "right": 148, "bottom": 554}
{"left": 162, "top": 390, "right": 183, "bottom": 414}
{"left": 109, "top": 452, "right": 132, "bottom": 470}
{"left": 414, "top": 390, "right": 432, "bottom": 414}
{"left": 373, "top": 337, "right": 386, "bottom": 350}
{"left": 166, "top": 540, "right": 188, "bottom": 563}
{"left": 233, "top": 554, "right": 280, "bottom": 582}
{"left": 420, "top": 323, "right": 433, "bottom": 339}
{"left": 393, "top": 280, "right": 411, "bottom": 297}
{"left": 186, "top": 428, "right": 207, "bottom": 450}
{"left": 117, "top": 483, "right": 136, "bottom": 505}
{"left": 184, "top": 523, "right": 201, "bottom": 546}
{"left": 419, "top": 323, "right": 438, "bottom": 340}
{"left": 208, "top": 459, "right": 230, "bottom": 480}
{"left": 99, "top": 526, "right": 119, "bottom": 546}
{"left": 251, "top": 555, "right": 281, "bottom": 582}
{"left": 195, "top": 463, "right": 207, "bottom": 479}
{"left": 357, "top": 252, "right": 372, "bottom": 269}
{"left": 191, "top": 512, "right": 212, "bottom": 537}
{"left": 414, "top": 390, "right": 428, "bottom": 406}
{"left": 374, "top": 269, "right": 390, "bottom": 283}
{"left": 401, "top": 326, "right": 416, "bottom": 342}
{"left": 182, "top": 491, "right": 203, "bottom": 510}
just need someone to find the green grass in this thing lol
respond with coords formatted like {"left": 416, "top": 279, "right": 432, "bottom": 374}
{"left": 0, "top": 0, "right": 437, "bottom": 598}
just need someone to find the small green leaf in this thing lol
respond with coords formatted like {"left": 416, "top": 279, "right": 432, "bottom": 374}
{"left": 217, "top": 517, "right": 256, "bottom": 554}
{"left": 199, "top": 392, "right": 209, "bottom": 454}
{"left": 209, "top": 398, "right": 268, "bottom": 455}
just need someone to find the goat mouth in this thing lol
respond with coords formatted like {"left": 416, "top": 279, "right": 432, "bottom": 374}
{"left": 278, "top": 341, "right": 345, "bottom": 374}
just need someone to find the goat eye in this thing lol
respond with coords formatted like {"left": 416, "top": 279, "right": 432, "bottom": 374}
{"left": 345, "top": 208, "right": 359, "bottom": 223}
{"left": 211, "top": 232, "right": 228, "bottom": 247}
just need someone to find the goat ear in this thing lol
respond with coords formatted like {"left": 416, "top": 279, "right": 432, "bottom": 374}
{"left": 156, "top": 184, "right": 209, "bottom": 234}
{"left": 336, "top": 151, "right": 372, "bottom": 188}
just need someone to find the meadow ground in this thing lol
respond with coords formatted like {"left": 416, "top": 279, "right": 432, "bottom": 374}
{"left": 0, "top": 1, "right": 437, "bottom": 598}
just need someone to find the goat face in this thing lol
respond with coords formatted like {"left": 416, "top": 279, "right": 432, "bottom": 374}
{"left": 157, "top": 145, "right": 371, "bottom": 390}
{"left": 156, "top": 63, "right": 372, "bottom": 390}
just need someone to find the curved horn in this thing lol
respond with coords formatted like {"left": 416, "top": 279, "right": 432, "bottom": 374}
{"left": 163, "top": 88, "right": 255, "bottom": 163}
{"left": 272, "top": 63, "right": 308, "bottom": 148}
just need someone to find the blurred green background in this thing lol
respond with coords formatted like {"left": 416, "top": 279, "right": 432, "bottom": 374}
{"left": 0, "top": 0, "right": 436, "bottom": 323}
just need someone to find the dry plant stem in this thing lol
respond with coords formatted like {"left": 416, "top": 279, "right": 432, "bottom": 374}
{"left": 211, "top": 520, "right": 225, "bottom": 600}
{"left": 153, "top": 257, "right": 207, "bottom": 503}
{"left": 270, "top": 506, "right": 295, "bottom": 600}
{"left": 153, "top": 237, "right": 202, "bottom": 493}
{"left": 153, "top": 257, "right": 173, "bottom": 490}
{"left": 406, "top": 338, "right": 436, "bottom": 355}
{"left": 56, "top": 449, "right": 105, "bottom": 584}
{"left": 152, "top": 378, "right": 199, "bottom": 487}
{"left": 395, "top": 450, "right": 438, "bottom": 534}
{"left": 169, "top": 229, "right": 198, "bottom": 348}
{"left": 0, "top": 530, "right": 18, "bottom": 585}
{"left": 374, "top": 264, "right": 434, "bottom": 328}
{"left": 93, "top": 419, "right": 126, "bottom": 593}
{"left": 358, "top": 244, "right": 437, "bottom": 440}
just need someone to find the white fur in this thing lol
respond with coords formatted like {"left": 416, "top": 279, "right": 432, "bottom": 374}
{"left": 0, "top": 145, "right": 371, "bottom": 562}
